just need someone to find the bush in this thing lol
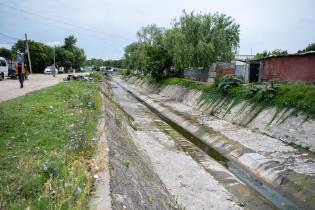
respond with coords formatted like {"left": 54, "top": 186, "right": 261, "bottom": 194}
{"left": 89, "top": 72, "right": 103, "bottom": 81}
{"left": 248, "top": 84, "right": 261, "bottom": 96}
{"left": 122, "top": 69, "right": 131, "bottom": 77}
{"left": 218, "top": 76, "right": 243, "bottom": 94}
{"left": 260, "top": 83, "right": 278, "bottom": 101}
{"left": 213, "top": 75, "right": 223, "bottom": 87}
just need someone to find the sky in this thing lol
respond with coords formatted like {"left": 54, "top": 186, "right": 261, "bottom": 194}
{"left": 0, "top": 0, "right": 314, "bottom": 60}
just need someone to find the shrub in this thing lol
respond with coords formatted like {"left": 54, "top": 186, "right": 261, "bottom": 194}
{"left": 89, "top": 72, "right": 103, "bottom": 81}
{"left": 213, "top": 75, "right": 223, "bottom": 87}
{"left": 260, "top": 83, "right": 278, "bottom": 101}
{"left": 122, "top": 69, "right": 131, "bottom": 77}
{"left": 248, "top": 84, "right": 261, "bottom": 96}
{"left": 218, "top": 76, "right": 243, "bottom": 94}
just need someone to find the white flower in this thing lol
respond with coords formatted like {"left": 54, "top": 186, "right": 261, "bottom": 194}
{"left": 77, "top": 186, "right": 82, "bottom": 193}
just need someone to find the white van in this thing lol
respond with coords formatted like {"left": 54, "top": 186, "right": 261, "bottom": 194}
{"left": 0, "top": 57, "right": 9, "bottom": 80}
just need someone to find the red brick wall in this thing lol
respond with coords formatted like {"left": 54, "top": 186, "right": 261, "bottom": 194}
{"left": 263, "top": 54, "right": 315, "bottom": 83}
{"left": 215, "top": 63, "right": 235, "bottom": 76}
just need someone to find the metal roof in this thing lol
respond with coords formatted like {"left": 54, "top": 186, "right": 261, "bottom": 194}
{"left": 255, "top": 51, "right": 315, "bottom": 61}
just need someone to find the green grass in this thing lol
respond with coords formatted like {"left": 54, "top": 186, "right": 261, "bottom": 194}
{"left": 158, "top": 77, "right": 211, "bottom": 91}
{"left": 0, "top": 81, "right": 101, "bottom": 209}
{"left": 158, "top": 77, "right": 315, "bottom": 117}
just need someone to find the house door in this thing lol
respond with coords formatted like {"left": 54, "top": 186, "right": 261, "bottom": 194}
{"left": 249, "top": 63, "right": 260, "bottom": 83}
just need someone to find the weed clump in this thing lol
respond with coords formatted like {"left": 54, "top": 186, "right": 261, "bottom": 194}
{"left": 217, "top": 76, "right": 243, "bottom": 94}
{"left": 0, "top": 80, "right": 100, "bottom": 209}
{"left": 158, "top": 76, "right": 315, "bottom": 117}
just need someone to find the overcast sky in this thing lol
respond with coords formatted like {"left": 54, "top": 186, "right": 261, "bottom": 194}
{"left": 0, "top": 0, "right": 314, "bottom": 59}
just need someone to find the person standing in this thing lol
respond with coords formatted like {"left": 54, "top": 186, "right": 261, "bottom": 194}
{"left": 16, "top": 61, "right": 25, "bottom": 88}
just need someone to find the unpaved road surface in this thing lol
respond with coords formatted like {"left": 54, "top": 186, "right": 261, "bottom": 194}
{"left": 0, "top": 73, "right": 87, "bottom": 102}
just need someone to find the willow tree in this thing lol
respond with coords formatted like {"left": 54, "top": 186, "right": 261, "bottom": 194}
{"left": 173, "top": 11, "right": 240, "bottom": 69}
{"left": 123, "top": 11, "right": 240, "bottom": 79}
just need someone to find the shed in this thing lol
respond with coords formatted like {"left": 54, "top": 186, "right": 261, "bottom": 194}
{"left": 261, "top": 52, "right": 315, "bottom": 83}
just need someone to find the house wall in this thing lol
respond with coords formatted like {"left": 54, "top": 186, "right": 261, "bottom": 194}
{"left": 184, "top": 68, "right": 209, "bottom": 82}
{"left": 215, "top": 63, "right": 235, "bottom": 76}
{"left": 263, "top": 54, "right": 315, "bottom": 83}
{"left": 235, "top": 64, "right": 247, "bottom": 81}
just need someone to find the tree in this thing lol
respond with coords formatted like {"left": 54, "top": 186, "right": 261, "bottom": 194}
{"left": 64, "top": 35, "right": 77, "bottom": 50}
{"left": 174, "top": 11, "right": 240, "bottom": 68}
{"left": 0, "top": 48, "right": 16, "bottom": 59}
{"left": 271, "top": 49, "right": 288, "bottom": 56}
{"left": 55, "top": 47, "right": 74, "bottom": 70}
{"left": 124, "top": 42, "right": 146, "bottom": 73}
{"left": 72, "top": 47, "right": 86, "bottom": 69}
{"left": 85, "top": 58, "right": 105, "bottom": 68}
{"left": 12, "top": 40, "right": 52, "bottom": 73}
{"left": 10, "top": 35, "right": 86, "bottom": 73}
{"left": 255, "top": 49, "right": 288, "bottom": 60}
{"left": 255, "top": 50, "right": 270, "bottom": 60}
{"left": 123, "top": 11, "right": 240, "bottom": 80}
{"left": 137, "top": 24, "right": 164, "bottom": 45}
{"left": 62, "top": 35, "right": 86, "bottom": 70}
{"left": 303, "top": 42, "right": 315, "bottom": 52}
{"left": 163, "top": 28, "right": 187, "bottom": 70}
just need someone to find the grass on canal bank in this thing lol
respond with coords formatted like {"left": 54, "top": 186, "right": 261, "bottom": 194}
{"left": 0, "top": 80, "right": 101, "bottom": 209}
{"left": 159, "top": 77, "right": 315, "bottom": 118}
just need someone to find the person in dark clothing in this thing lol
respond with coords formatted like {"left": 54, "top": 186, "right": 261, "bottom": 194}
{"left": 15, "top": 62, "right": 25, "bottom": 88}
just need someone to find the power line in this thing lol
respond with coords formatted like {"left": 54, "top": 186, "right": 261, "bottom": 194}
{"left": 0, "top": 2, "right": 131, "bottom": 42}
{"left": 0, "top": 32, "right": 22, "bottom": 41}
{"left": 0, "top": 2, "right": 103, "bottom": 34}
{"left": 0, "top": 42, "right": 15, "bottom": 45}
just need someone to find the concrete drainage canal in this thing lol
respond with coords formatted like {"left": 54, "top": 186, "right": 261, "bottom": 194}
{"left": 109, "top": 79, "right": 303, "bottom": 210}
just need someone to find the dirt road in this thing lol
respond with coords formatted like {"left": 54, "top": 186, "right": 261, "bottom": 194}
{"left": 0, "top": 73, "right": 86, "bottom": 102}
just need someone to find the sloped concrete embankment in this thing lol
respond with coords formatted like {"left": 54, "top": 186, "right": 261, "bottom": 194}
{"left": 101, "top": 82, "right": 177, "bottom": 210}
{"left": 120, "top": 76, "right": 315, "bottom": 210}
{"left": 127, "top": 76, "right": 315, "bottom": 152}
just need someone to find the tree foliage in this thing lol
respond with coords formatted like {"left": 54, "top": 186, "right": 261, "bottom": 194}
{"left": 12, "top": 40, "right": 52, "bottom": 73}
{"left": 254, "top": 49, "right": 288, "bottom": 60}
{"left": 124, "top": 11, "right": 240, "bottom": 80}
{"left": 64, "top": 35, "right": 77, "bottom": 50}
{"left": 11, "top": 35, "right": 86, "bottom": 73}
{"left": 84, "top": 58, "right": 125, "bottom": 69}
{"left": 0, "top": 48, "right": 16, "bottom": 60}
{"left": 62, "top": 35, "right": 86, "bottom": 69}
{"left": 303, "top": 42, "right": 315, "bottom": 52}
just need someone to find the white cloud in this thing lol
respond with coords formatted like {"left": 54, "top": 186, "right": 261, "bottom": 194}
{"left": 45, "top": 41, "right": 63, "bottom": 47}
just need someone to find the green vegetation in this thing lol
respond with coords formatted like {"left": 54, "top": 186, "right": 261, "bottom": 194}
{"left": 159, "top": 77, "right": 211, "bottom": 91}
{"left": 158, "top": 77, "right": 315, "bottom": 117}
{"left": 254, "top": 49, "right": 288, "bottom": 60}
{"left": 303, "top": 42, "right": 315, "bottom": 52}
{"left": 0, "top": 81, "right": 101, "bottom": 209}
{"left": 84, "top": 58, "right": 125, "bottom": 69}
{"left": 124, "top": 10, "right": 240, "bottom": 80}
{"left": 0, "top": 48, "right": 16, "bottom": 60}
{"left": 10, "top": 35, "right": 86, "bottom": 73}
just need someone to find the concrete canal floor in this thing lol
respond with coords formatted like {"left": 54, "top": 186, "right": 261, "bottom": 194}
{"left": 107, "top": 79, "right": 279, "bottom": 210}
{"left": 93, "top": 76, "right": 315, "bottom": 210}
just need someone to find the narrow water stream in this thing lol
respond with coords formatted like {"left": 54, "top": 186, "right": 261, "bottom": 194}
{"left": 113, "top": 80, "right": 301, "bottom": 210}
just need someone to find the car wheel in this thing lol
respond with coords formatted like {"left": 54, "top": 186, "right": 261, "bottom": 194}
{"left": 0, "top": 73, "right": 4, "bottom": 80}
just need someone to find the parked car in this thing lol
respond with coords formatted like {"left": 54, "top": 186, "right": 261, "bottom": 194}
{"left": 58, "top": 66, "right": 64, "bottom": 74}
{"left": 44, "top": 66, "right": 53, "bottom": 74}
{"left": 0, "top": 57, "right": 8, "bottom": 80}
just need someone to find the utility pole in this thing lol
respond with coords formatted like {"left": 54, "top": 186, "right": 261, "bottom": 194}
{"left": 53, "top": 46, "right": 56, "bottom": 68}
{"left": 25, "top": 33, "right": 32, "bottom": 74}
